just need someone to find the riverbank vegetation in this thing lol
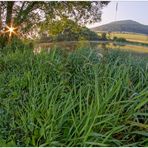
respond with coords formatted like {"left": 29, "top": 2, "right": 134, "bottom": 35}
{"left": 0, "top": 46, "right": 147, "bottom": 146}
{"left": 0, "top": 1, "right": 147, "bottom": 147}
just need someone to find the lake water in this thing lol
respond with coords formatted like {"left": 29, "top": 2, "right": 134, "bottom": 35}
{"left": 34, "top": 41, "right": 148, "bottom": 56}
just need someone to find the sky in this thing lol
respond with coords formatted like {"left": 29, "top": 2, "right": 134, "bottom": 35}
{"left": 87, "top": 1, "right": 148, "bottom": 28}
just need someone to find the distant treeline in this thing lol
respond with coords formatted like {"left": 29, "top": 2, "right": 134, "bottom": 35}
{"left": 39, "top": 27, "right": 131, "bottom": 43}
{"left": 39, "top": 27, "right": 148, "bottom": 47}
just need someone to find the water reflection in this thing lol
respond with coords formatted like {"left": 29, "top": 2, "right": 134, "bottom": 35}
{"left": 34, "top": 41, "right": 148, "bottom": 55}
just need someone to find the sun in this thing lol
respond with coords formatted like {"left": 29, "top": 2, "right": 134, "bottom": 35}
{"left": 5, "top": 24, "right": 18, "bottom": 37}
{"left": 9, "top": 27, "right": 15, "bottom": 33}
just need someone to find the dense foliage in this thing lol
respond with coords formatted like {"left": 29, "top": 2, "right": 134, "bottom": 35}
{"left": 0, "top": 37, "right": 34, "bottom": 53}
{"left": 0, "top": 46, "right": 148, "bottom": 146}
{"left": 113, "top": 36, "right": 127, "bottom": 42}
{"left": 39, "top": 26, "right": 100, "bottom": 42}
{"left": 0, "top": 1, "right": 109, "bottom": 42}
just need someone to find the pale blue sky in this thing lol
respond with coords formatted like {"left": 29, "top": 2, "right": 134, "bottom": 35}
{"left": 87, "top": 1, "right": 148, "bottom": 28}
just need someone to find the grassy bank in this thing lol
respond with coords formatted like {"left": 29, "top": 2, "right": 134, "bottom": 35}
{"left": 97, "top": 32, "right": 148, "bottom": 47}
{"left": 98, "top": 32, "right": 148, "bottom": 44}
{"left": 111, "top": 32, "right": 148, "bottom": 44}
{"left": 0, "top": 48, "right": 148, "bottom": 146}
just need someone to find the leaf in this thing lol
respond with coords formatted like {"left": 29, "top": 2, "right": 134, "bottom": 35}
{"left": 135, "top": 97, "right": 148, "bottom": 111}
{"left": 132, "top": 131, "right": 148, "bottom": 137}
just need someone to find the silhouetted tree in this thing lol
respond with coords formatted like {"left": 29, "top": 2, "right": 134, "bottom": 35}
{"left": 0, "top": 1, "right": 109, "bottom": 46}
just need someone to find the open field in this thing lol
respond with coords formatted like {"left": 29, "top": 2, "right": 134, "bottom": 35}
{"left": 97, "top": 32, "right": 148, "bottom": 44}
{"left": 0, "top": 47, "right": 148, "bottom": 146}
{"left": 111, "top": 33, "right": 148, "bottom": 44}
{"left": 98, "top": 42, "right": 148, "bottom": 54}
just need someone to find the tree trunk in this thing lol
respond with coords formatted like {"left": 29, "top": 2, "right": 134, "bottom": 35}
{"left": 1, "top": 2, "right": 15, "bottom": 46}
{"left": 0, "top": 2, "right": 2, "bottom": 30}
{"left": 6, "top": 1, "right": 14, "bottom": 26}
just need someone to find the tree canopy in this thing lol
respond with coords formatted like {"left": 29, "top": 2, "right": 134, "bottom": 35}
{"left": 0, "top": 1, "right": 109, "bottom": 38}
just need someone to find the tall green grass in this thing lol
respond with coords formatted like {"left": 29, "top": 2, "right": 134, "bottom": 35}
{"left": 0, "top": 48, "right": 148, "bottom": 146}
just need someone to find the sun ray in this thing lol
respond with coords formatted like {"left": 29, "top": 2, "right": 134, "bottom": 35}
{"left": 5, "top": 24, "right": 18, "bottom": 37}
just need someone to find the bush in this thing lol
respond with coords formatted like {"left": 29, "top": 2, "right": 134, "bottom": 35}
{"left": 0, "top": 36, "right": 7, "bottom": 49}
{"left": 101, "top": 32, "right": 107, "bottom": 40}
{"left": 0, "top": 37, "right": 34, "bottom": 54}
{"left": 113, "top": 36, "right": 127, "bottom": 42}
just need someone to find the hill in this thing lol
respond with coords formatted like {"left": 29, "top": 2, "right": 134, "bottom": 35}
{"left": 91, "top": 20, "right": 148, "bottom": 35}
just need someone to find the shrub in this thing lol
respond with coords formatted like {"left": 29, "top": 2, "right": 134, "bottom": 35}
{"left": 113, "top": 37, "right": 127, "bottom": 42}
{"left": 0, "top": 37, "right": 34, "bottom": 54}
{"left": 101, "top": 32, "right": 107, "bottom": 40}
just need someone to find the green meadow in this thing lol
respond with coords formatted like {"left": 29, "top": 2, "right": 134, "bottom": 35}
{"left": 1, "top": 1, "right": 148, "bottom": 147}
{"left": 0, "top": 46, "right": 148, "bottom": 146}
{"left": 97, "top": 32, "right": 148, "bottom": 44}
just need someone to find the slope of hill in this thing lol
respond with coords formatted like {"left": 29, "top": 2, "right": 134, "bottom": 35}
{"left": 91, "top": 20, "right": 148, "bottom": 35}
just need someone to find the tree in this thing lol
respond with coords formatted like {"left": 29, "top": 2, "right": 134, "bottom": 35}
{"left": 0, "top": 1, "right": 109, "bottom": 46}
{"left": 0, "top": 2, "right": 2, "bottom": 29}
{"left": 101, "top": 32, "right": 107, "bottom": 40}
{"left": 42, "top": 17, "right": 82, "bottom": 36}
{"left": 39, "top": 18, "right": 100, "bottom": 42}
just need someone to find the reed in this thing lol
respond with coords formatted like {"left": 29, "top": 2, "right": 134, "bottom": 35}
{"left": 0, "top": 48, "right": 147, "bottom": 146}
